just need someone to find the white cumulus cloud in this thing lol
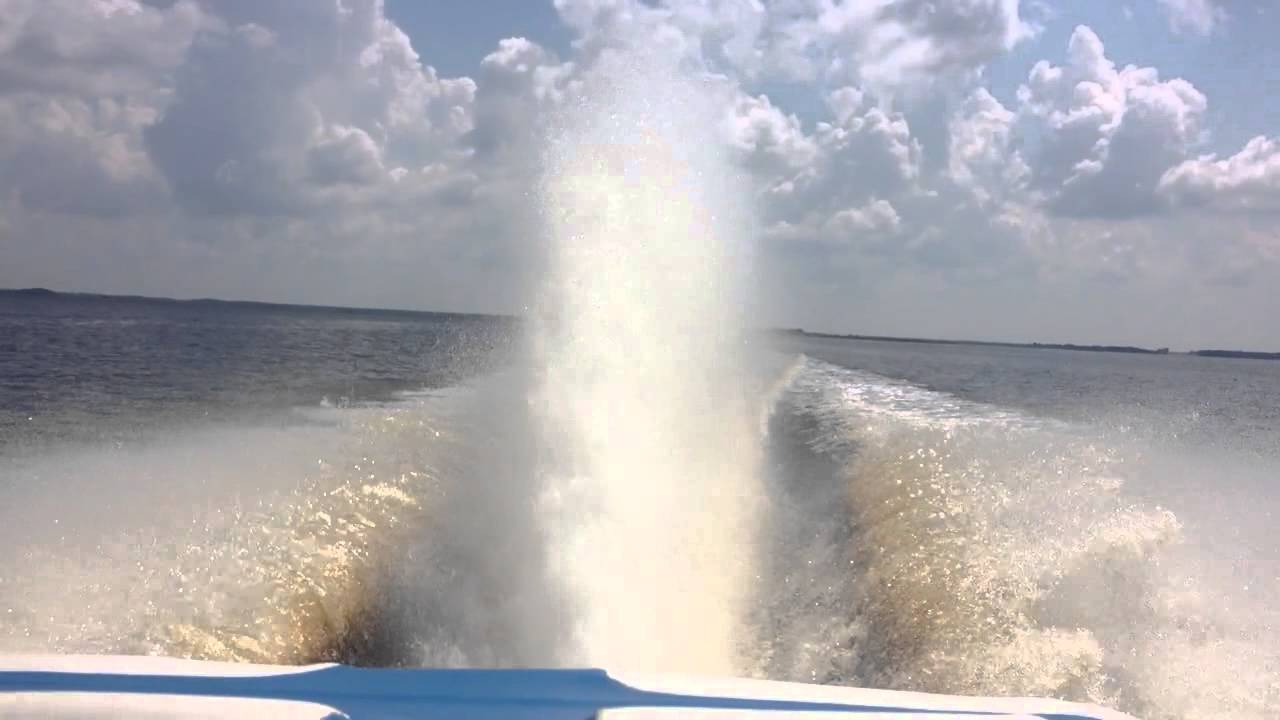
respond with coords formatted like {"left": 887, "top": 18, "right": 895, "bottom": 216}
{"left": 0, "top": 0, "right": 1276, "bottom": 348}
{"left": 1157, "top": 0, "right": 1226, "bottom": 36}
{"left": 825, "top": 199, "right": 902, "bottom": 236}
{"left": 1160, "top": 135, "right": 1280, "bottom": 212}
{"left": 1016, "top": 25, "right": 1207, "bottom": 218}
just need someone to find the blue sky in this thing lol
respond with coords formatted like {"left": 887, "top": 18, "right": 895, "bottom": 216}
{"left": 988, "top": 2, "right": 1279, "bottom": 153}
{"left": 384, "top": 1, "right": 572, "bottom": 78}
{"left": 386, "top": 0, "right": 1279, "bottom": 154}
{"left": 1, "top": 1, "right": 1278, "bottom": 349}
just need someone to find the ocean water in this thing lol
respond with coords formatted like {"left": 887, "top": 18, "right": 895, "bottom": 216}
{"left": 758, "top": 335, "right": 1280, "bottom": 720}
{"left": 0, "top": 290, "right": 516, "bottom": 452}
{"left": 1, "top": 290, "right": 1276, "bottom": 719}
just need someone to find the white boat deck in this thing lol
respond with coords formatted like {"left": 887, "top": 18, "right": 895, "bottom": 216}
{"left": 0, "top": 655, "right": 1135, "bottom": 719}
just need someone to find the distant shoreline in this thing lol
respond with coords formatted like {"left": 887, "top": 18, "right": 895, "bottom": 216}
{"left": 1191, "top": 349, "right": 1280, "bottom": 361}
{"left": 5, "top": 287, "right": 1276, "bottom": 360}
{"left": 777, "top": 328, "right": 1280, "bottom": 362}
{"left": 0, "top": 287, "right": 515, "bottom": 323}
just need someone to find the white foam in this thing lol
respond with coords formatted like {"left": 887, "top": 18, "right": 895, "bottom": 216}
{"left": 756, "top": 356, "right": 1280, "bottom": 718}
{"left": 533, "top": 50, "right": 761, "bottom": 674}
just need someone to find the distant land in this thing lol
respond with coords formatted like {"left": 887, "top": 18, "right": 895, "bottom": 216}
{"left": 0, "top": 287, "right": 514, "bottom": 322}
{"left": 1192, "top": 349, "right": 1280, "bottom": 361}
{"left": 4, "top": 288, "right": 1277, "bottom": 361}
{"left": 777, "top": 328, "right": 1280, "bottom": 361}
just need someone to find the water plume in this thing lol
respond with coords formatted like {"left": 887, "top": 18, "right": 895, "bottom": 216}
{"left": 533, "top": 50, "right": 762, "bottom": 674}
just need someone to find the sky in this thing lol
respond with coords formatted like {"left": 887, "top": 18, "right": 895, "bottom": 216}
{"left": 1, "top": 1, "right": 1278, "bottom": 350}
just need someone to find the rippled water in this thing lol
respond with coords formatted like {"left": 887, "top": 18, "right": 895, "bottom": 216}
{"left": 0, "top": 290, "right": 515, "bottom": 450}
{"left": 1, "top": 291, "right": 1277, "bottom": 719}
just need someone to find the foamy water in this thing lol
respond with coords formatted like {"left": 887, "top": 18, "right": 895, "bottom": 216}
{"left": 533, "top": 50, "right": 761, "bottom": 674}
{"left": 2, "top": 343, "right": 1277, "bottom": 718}
{"left": 750, "top": 355, "right": 1279, "bottom": 720}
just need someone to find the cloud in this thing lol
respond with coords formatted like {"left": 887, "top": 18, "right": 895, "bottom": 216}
{"left": 543, "top": 8, "right": 1259, "bottom": 299}
{"left": 142, "top": 0, "right": 477, "bottom": 215}
{"left": 471, "top": 37, "right": 575, "bottom": 164}
{"left": 307, "top": 125, "right": 384, "bottom": 186}
{"left": 825, "top": 199, "right": 902, "bottom": 236}
{"left": 1016, "top": 25, "right": 1207, "bottom": 218}
{"left": 948, "top": 88, "right": 1029, "bottom": 206}
{"left": 0, "top": 0, "right": 205, "bottom": 96}
{"left": 812, "top": 0, "right": 1037, "bottom": 91}
{"left": 0, "top": 0, "right": 205, "bottom": 215}
{"left": 0, "top": 0, "right": 1277, "bottom": 348}
{"left": 724, "top": 92, "right": 816, "bottom": 179}
{"left": 0, "top": 93, "right": 164, "bottom": 215}
{"left": 552, "top": 0, "right": 1033, "bottom": 95}
{"left": 1160, "top": 135, "right": 1280, "bottom": 213}
{"left": 748, "top": 95, "right": 922, "bottom": 235}
{"left": 1157, "top": 0, "right": 1226, "bottom": 36}
{"left": 0, "top": 0, "right": 546, "bottom": 312}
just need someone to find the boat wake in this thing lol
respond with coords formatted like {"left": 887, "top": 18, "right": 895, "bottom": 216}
{"left": 750, "top": 356, "right": 1278, "bottom": 719}
{"left": 1, "top": 354, "right": 1277, "bottom": 718}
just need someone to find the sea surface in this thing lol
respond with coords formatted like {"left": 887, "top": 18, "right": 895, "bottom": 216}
{"left": 1, "top": 290, "right": 1277, "bottom": 719}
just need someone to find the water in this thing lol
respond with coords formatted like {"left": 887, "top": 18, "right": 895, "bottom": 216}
{"left": 754, "top": 339, "right": 1280, "bottom": 719}
{"left": 533, "top": 51, "right": 760, "bottom": 674}
{"left": 3, "top": 303, "right": 1278, "bottom": 719}
{"left": 0, "top": 289, "right": 518, "bottom": 666}
{"left": 3, "top": 63, "right": 1279, "bottom": 720}
{"left": 0, "top": 290, "right": 516, "bottom": 452}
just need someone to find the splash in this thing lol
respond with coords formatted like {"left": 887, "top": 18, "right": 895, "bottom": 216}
{"left": 533, "top": 51, "right": 762, "bottom": 674}
{"left": 0, "top": 405, "right": 448, "bottom": 666}
{"left": 750, "top": 356, "right": 1280, "bottom": 720}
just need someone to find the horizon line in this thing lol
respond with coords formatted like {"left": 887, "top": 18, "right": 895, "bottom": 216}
{"left": 4, "top": 286, "right": 1277, "bottom": 357}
